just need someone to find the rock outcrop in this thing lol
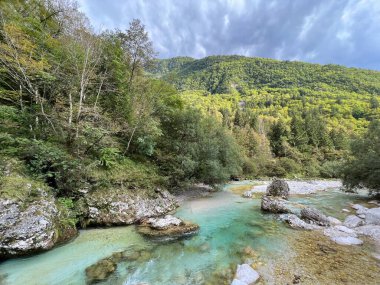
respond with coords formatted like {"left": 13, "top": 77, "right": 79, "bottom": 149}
{"left": 0, "top": 190, "right": 77, "bottom": 259}
{"left": 78, "top": 188, "right": 178, "bottom": 227}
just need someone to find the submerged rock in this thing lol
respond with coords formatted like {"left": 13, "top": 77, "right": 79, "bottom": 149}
{"left": 85, "top": 257, "right": 117, "bottom": 284}
{"left": 233, "top": 264, "right": 260, "bottom": 284}
{"left": 280, "top": 214, "right": 322, "bottom": 230}
{"left": 343, "top": 215, "right": 364, "bottom": 228}
{"left": 261, "top": 196, "right": 291, "bottom": 213}
{"left": 266, "top": 178, "right": 289, "bottom": 199}
{"left": 301, "top": 207, "right": 330, "bottom": 226}
{"left": 78, "top": 188, "right": 177, "bottom": 227}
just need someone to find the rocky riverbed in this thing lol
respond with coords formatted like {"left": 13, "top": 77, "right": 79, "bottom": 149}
{"left": 0, "top": 180, "right": 379, "bottom": 285}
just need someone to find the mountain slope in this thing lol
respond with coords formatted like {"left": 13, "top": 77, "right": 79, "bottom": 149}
{"left": 152, "top": 55, "right": 380, "bottom": 95}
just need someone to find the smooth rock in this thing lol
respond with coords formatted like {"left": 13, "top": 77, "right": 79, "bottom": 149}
{"left": 327, "top": 216, "right": 342, "bottom": 226}
{"left": 355, "top": 225, "right": 380, "bottom": 240}
{"left": 301, "top": 207, "right": 330, "bottom": 226}
{"left": 231, "top": 279, "right": 247, "bottom": 285}
{"left": 364, "top": 207, "right": 380, "bottom": 225}
{"left": 235, "top": 264, "right": 260, "bottom": 284}
{"left": 330, "top": 236, "right": 363, "bottom": 245}
{"left": 324, "top": 226, "right": 363, "bottom": 245}
{"left": 242, "top": 191, "right": 253, "bottom": 198}
{"left": 351, "top": 204, "right": 368, "bottom": 215}
{"left": 266, "top": 178, "right": 290, "bottom": 199}
{"left": 280, "top": 214, "right": 322, "bottom": 230}
{"left": 343, "top": 215, "right": 364, "bottom": 228}
{"left": 342, "top": 209, "right": 350, "bottom": 213}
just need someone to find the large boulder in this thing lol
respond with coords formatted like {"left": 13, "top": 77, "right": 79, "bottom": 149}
{"left": 0, "top": 193, "right": 77, "bottom": 259}
{"left": 266, "top": 178, "right": 289, "bottom": 199}
{"left": 364, "top": 207, "right": 380, "bottom": 225}
{"left": 138, "top": 216, "right": 199, "bottom": 240}
{"left": 343, "top": 215, "right": 364, "bottom": 228}
{"left": 300, "top": 207, "right": 330, "bottom": 226}
{"left": 78, "top": 188, "right": 178, "bottom": 227}
{"left": 261, "top": 196, "right": 291, "bottom": 213}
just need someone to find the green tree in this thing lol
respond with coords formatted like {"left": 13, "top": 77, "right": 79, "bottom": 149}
{"left": 341, "top": 120, "right": 380, "bottom": 195}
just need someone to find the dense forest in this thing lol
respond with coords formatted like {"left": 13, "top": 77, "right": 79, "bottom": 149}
{"left": 151, "top": 56, "right": 380, "bottom": 193}
{"left": 1, "top": 0, "right": 379, "bottom": 223}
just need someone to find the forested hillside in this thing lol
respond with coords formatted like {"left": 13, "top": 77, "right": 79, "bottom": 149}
{"left": 1, "top": 0, "right": 379, "bottom": 208}
{"left": 152, "top": 56, "right": 380, "bottom": 179}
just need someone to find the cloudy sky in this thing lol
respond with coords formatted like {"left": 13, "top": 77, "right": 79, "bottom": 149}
{"left": 78, "top": 0, "right": 380, "bottom": 70}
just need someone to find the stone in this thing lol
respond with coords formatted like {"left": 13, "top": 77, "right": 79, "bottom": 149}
{"left": 355, "top": 225, "right": 380, "bottom": 240}
{"left": 78, "top": 188, "right": 178, "bottom": 227}
{"left": 138, "top": 217, "right": 199, "bottom": 240}
{"left": 323, "top": 226, "right": 363, "bottom": 246}
{"left": 231, "top": 279, "right": 247, "bottom": 285}
{"left": 330, "top": 236, "right": 363, "bottom": 246}
{"left": 146, "top": 215, "right": 182, "bottom": 229}
{"left": 242, "top": 191, "right": 253, "bottom": 198}
{"left": 351, "top": 204, "right": 368, "bottom": 215}
{"left": 261, "top": 196, "right": 291, "bottom": 213}
{"left": 0, "top": 195, "right": 77, "bottom": 258}
{"left": 327, "top": 216, "right": 342, "bottom": 226}
{"left": 280, "top": 214, "right": 322, "bottom": 230}
{"left": 235, "top": 264, "right": 260, "bottom": 284}
{"left": 266, "top": 178, "right": 290, "bottom": 199}
{"left": 364, "top": 207, "right": 380, "bottom": 225}
{"left": 343, "top": 215, "right": 364, "bottom": 228}
{"left": 85, "top": 257, "right": 116, "bottom": 284}
{"left": 301, "top": 207, "right": 330, "bottom": 226}
{"left": 342, "top": 209, "right": 350, "bottom": 213}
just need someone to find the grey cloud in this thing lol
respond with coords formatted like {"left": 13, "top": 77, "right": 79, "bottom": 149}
{"left": 78, "top": 0, "right": 380, "bottom": 70}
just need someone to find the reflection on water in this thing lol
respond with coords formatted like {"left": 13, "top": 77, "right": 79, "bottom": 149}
{"left": 0, "top": 182, "right": 375, "bottom": 285}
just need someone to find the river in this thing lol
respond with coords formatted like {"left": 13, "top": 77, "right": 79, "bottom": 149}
{"left": 0, "top": 181, "right": 378, "bottom": 285}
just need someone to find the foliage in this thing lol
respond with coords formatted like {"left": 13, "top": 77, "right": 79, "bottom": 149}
{"left": 341, "top": 121, "right": 380, "bottom": 195}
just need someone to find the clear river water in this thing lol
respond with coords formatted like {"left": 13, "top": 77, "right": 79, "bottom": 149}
{"left": 0, "top": 181, "right": 378, "bottom": 285}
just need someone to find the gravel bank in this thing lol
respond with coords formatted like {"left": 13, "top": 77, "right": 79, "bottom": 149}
{"left": 245, "top": 180, "right": 342, "bottom": 196}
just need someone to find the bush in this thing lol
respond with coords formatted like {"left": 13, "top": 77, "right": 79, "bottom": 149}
{"left": 22, "top": 141, "right": 83, "bottom": 196}
{"left": 320, "top": 160, "right": 344, "bottom": 178}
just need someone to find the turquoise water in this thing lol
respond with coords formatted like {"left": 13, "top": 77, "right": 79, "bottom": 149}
{"left": 0, "top": 182, "right": 369, "bottom": 285}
